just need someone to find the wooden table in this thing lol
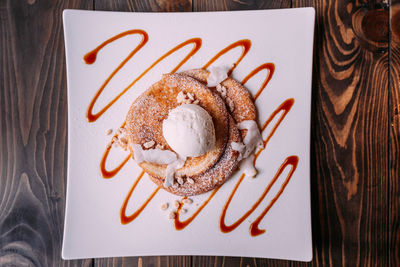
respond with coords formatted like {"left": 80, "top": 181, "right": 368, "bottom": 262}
{"left": 1, "top": 0, "right": 399, "bottom": 266}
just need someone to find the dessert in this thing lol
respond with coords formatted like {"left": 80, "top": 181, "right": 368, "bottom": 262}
{"left": 125, "top": 67, "right": 263, "bottom": 196}
{"left": 85, "top": 29, "right": 298, "bottom": 235}
{"left": 83, "top": 26, "right": 299, "bottom": 236}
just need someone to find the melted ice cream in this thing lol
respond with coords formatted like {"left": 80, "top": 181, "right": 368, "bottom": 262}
{"left": 231, "top": 120, "right": 263, "bottom": 177}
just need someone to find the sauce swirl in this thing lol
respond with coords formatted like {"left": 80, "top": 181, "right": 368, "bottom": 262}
{"left": 219, "top": 98, "right": 294, "bottom": 234}
{"left": 174, "top": 186, "right": 221, "bottom": 230}
{"left": 120, "top": 171, "right": 160, "bottom": 225}
{"left": 85, "top": 30, "right": 148, "bottom": 122}
{"left": 100, "top": 121, "right": 130, "bottom": 178}
{"left": 85, "top": 29, "right": 298, "bottom": 236}
{"left": 203, "top": 39, "right": 251, "bottom": 76}
{"left": 86, "top": 30, "right": 201, "bottom": 122}
{"left": 249, "top": 156, "right": 298, "bottom": 236}
{"left": 100, "top": 146, "right": 130, "bottom": 178}
{"left": 242, "top": 63, "right": 275, "bottom": 101}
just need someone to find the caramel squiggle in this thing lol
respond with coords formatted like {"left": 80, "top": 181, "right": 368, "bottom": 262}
{"left": 120, "top": 170, "right": 160, "bottom": 225}
{"left": 85, "top": 30, "right": 298, "bottom": 235}
{"left": 176, "top": 99, "right": 294, "bottom": 232}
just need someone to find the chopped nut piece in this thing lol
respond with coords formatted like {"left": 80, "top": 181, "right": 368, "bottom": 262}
{"left": 251, "top": 169, "right": 258, "bottom": 178}
{"left": 183, "top": 99, "right": 192, "bottom": 104}
{"left": 156, "top": 144, "right": 165, "bottom": 150}
{"left": 179, "top": 209, "right": 187, "bottom": 215}
{"left": 118, "top": 141, "right": 128, "bottom": 151}
{"left": 177, "top": 177, "right": 184, "bottom": 185}
{"left": 187, "top": 178, "right": 195, "bottom": 184}
{"left": 182, "top": 198, "right": 193, "bottom": 205}
{"left": 112, "top": 136, "right": 118, "bottom": 143}
{"left": 220, "top": 86, "right": 227, "bottom": 95}
{"left": 106, "top": 129, "right": 113, "bottom": 135}
{"left": 174, "top": 200, "right": 180, "bottom": 208}
{"left": 187, "top": 92, "right": 195, "bottom": 100}
{"left": 177, "top": 91, "right": 186, "bottom": 103}
{"left": 116, "top": 127, "right": 125, "bottom": 135}
{"left": 169, "top": 211, "right": 176, "bottom": 219}
{"left": 143, "top": 140, "right": 155, "bottom": 149}
{"left": 171, "top": 183, "right": 179, "bottom": 189}
{"left": 161, "top": 203, "right": 169, "bottom": 210}
{"left": 193, "top": 99, "right": 200, "bottom": 105}
{"left": 216, "top": 84, "right": 227, "bottom": 98}
{"left": 226, "top": 97, "right": 235, "bottom": 112}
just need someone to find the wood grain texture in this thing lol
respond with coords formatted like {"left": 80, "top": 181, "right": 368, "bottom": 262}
{"left": 0, "top": 0, "right": 93, "bottom": 266}
{"left": 94, "top": 0, "right": 192, "bottom": 12}
{"left": 193, "top": 0, "right": 291, "bottom": 11}
{"left": 390, "top": 1, "right": 400, "bottom": 266}
{"left": 292, "top": 0, "right": 390, "bottom": 266}
{"left": 95, "top": 256, "right": 191, "bottom": 267}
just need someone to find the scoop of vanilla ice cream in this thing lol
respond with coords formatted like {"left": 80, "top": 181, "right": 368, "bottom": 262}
{"left": 162, "top": 104, "right": 216, "bottom": 158}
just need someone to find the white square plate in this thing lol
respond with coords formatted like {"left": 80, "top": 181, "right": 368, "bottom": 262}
{"left": 62, "top": 8, "right": 314, "bottom": 261}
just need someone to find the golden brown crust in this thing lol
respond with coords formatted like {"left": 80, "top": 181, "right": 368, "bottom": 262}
{"left": 126, "top": 69, "right": 258, "bottom": 196}
{"left": 126, "top": 73, "right": 229, "bottom": 178}
{"left": 181, "top": 69, "right": 257, "bottom": 123}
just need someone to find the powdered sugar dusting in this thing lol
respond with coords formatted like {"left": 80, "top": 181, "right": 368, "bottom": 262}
{"left": 126, "top": 68, "right": 261, "bottom": 196}
{"left": 126, "top": 72, "right": 230, "bottom": 194}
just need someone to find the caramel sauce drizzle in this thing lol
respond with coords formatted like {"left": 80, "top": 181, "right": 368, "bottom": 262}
{"left": 86, "top": 30, "right": 298, "bottom": 234}
{"left": 85, "top": 29, "right": 201, "bottom": 122}
{"left": 202, "top": 39, "right": 251, "bottom": 76}
{"left": 120, "top": 170, "right": 161, "bottom": 225}
{"left": 85, "top": 30, "right": 148, "bottom": 122}
{"left": 249, "top": 156, "right": 298, "bottom": 236}
{"left": 174, "top": 186, "right": 221, "bottom": 230}
{"left": 219, "top": 157, "right": 298, "bottom": 236}
{"left": 219, "top": 99, "right": 294, "bottom": 235}
{"left": 242, "top": 63, "right": 275, "bottom": 101}
{"left": 175, "top": 99, "right": 294, "bottom": 231}
{"left": 95, "top": 34, "right": 202, "bottom": 177}
{"left": 100, "top": 146, "right": 130, "bottom": 179}
{"left": 97, "top": 38, "right": 251, "bottom": 180}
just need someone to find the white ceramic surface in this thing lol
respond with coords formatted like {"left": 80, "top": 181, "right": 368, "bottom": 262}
{"left": 62, "top": 8, "right": 315, "bottom": 261}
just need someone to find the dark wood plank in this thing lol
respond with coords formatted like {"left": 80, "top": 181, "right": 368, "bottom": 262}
{"left": 291, "top": 0, "right": 390, "bottom": 266}
{"left": 94, "top": 0, "right": 192, "bottom": 12}
{"left": 0, "top": 0, "right": 93, "bottom": 266}
{"left": 1, "top": 0, "right": 394, "bottom": 267}
{"left": 390, "top": 2, "right": 400, "bottom": 266}
{"left": 193, "top": 0, "right": 291, "bottom": 12}
{"left": 192, "top": 256, "right": 292, "bottom": 267}
{"left": 94, "top": 256, "right": 191, "bottom": 267}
